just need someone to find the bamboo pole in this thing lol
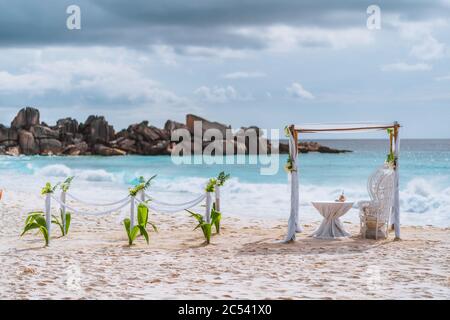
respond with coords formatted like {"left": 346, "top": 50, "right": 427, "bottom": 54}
{"left": 295, "top": 124, "right": 397, "bottom": 132}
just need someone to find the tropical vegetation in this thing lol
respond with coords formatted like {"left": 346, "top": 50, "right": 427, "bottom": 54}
{"left": 123, "top": 202, "right": 158, "bottom": 246}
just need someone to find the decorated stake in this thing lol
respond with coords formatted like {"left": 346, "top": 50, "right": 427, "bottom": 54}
{"left": 45, "top": 193, "right": 51, "bottom": 242}
{"left": 130, "top": 196, "right": 135, "bottom": 228}
{"left": 215, "top": 186, "right": 221, "bottom": 212}
{"left": 205, "top": 192, "right": 212, "bottom": 223}
{"left": 60, "top": 191, "right": 67, "bottom": 233}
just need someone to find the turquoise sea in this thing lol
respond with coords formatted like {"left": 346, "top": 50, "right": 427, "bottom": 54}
{"left": 1, "top": 139, "right": 449, "bottom": 226}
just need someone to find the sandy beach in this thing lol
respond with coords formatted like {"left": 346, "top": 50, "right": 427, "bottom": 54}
{"left": 1, "top": 191, "right": 449, "bottom": 300}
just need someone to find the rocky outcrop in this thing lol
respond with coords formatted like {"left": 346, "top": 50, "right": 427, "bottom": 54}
{"left": 186, "top": 114, "right": 231, "bottom": 137}
{"left": 297, "top": 142, "right": 351, "bottom": 154}
{"left": 62, "top": 142, "right": 89, "bottom": 156}
{"left": 5, "top": 146, "right": 20, "bottom": 156}
{"left": 0, "top": 125, "right": 18, "bottom": 147}
{"left": 18, "top": 129, "right": 39, "bottom": 155}
{"left": 164, "top": 120, "right": 187, "bottom": 133}
{"left": 0, "top": 107, "right": 350, "bottom": 156}
{"left": 11, "top": 107, "right": 40, "bottom": 130}
{"left": 80, "top": 116, "right": 115, "bottom": 146}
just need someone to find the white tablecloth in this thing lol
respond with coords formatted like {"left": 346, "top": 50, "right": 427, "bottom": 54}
{"left": 311, "top": 201, "right": 353, "bottom": 239}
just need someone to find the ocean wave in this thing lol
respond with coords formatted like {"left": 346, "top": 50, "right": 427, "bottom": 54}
{"left": 33, "top": 164, "right": 115, "bottom": 182}
{"left": 77, "top": 169, "right": 116, "bottom": 182}
{"left": 401, "top": 178, "right": 450, "bottom": 215}
{"left": 34, "top": 164, "right": 73, "bottom": 177}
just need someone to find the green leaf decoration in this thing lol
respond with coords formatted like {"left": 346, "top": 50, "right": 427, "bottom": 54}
{"left": 129, "top": 174, "right": 157, "bottom": 197}
{"left": 21, "top": 212, "right": 50, "bottom": 246}
{"left": 186, "top": 209, "right": 213, "bottom": 244}
{"left": 39, "top": 226, "right": 49, "bottom": 246}
{"left": 211, "top": 203, "right": 222, "bottom": 234}
{"left": 52, "top": 214, "right": 64, "bottom": 235}
{"left": 284, "top": 126, "right": 291, "bottom": 137}
{"left": 65, "top": 213, "right": 71, "bottom": 236}
{"left": 138, "top": 226, "right": 149, "bottom": 244}
{"left": 216, "top": 171, "right": 230, "bottom": 187}
{"left": 123, "top": 201, "right": 157, "bottom": 246}
{"left": 21, "top": 222, "right": 40, "bottom": 236}
{"left": 205, "top": 178, "right": 217, "bottom": 192}
{"left": 61, "top": 176, "right": 75, "bottom": 192}
{"left": 41, "top": 182, "right": 60, "bottom": 195}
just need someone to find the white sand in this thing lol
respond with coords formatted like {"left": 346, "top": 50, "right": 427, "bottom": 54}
{"left": 0, "top": 193, "right": 449, "bottom": 300}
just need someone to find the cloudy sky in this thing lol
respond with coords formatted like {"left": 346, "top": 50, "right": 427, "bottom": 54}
{"left": 1, "top": 0, "right": 450, "bottom": 138}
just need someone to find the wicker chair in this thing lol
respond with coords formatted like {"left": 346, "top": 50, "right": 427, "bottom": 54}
{"left": 358, "top": 165, "right": 395, "bottom": 240}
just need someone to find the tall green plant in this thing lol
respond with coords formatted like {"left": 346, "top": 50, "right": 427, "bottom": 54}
{"left": 123, "top": 203, "right": 157, "bottom": 246}
{"left": 21, "top": 181, "right": 72, "bottom": 245}
{"left": 52, "top": 209, "right": 71, "bottom": 236}
{"left": 186, "top": 207, "right": 222, "bottom": 244}
{"left": 211, "top": 203, "right": 222, "bottom": 234}
{"left": 186, "top": 210, "right": 212, "bottom": 244}
{"left": 21, "top": 212, "right": 49, "bottom": 246}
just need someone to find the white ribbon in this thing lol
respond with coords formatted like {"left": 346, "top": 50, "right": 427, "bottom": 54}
{"left": 51, "top": 195, "right": 131, "bottom": 216}
{"left": 144, "top": 192, "right": 206, "bottom": 207}
{"left": 66, "top": 192, "right": 130, "bottom": 207}
{"left": 285, "top": 129, "right": 301, "bottom": 242}
{"left": 135, "top": 194, "right": 207, "bottom": 213}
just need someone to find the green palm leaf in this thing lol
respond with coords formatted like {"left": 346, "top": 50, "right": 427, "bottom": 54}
{"left": 139, "top": 226, "right": 149, "bottom": 244}
{"left": 21, "top": 222, "right": 40, "bottom": 236}
{"left": 64, "top": 213, "right": 71, "bottom": 235}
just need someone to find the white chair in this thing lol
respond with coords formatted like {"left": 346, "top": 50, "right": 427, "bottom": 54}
{"left": 358, "top": 165, "right": 395, "bottom": 240}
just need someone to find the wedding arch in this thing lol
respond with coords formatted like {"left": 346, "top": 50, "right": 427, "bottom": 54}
{"left": 284, "top": 122, "right": 401, "bottom": 242}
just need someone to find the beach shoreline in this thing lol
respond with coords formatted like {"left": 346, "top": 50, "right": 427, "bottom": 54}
{"left": 1, "top": 196, "right": 449, "bottom": 300}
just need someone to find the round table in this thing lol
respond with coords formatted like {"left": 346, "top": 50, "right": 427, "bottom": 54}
{"left": 311, "top": 201, "right": 354, "bottom": 239}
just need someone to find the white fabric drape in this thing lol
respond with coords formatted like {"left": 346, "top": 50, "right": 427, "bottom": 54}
{"left": 393, "top": 134, "right": 401, "bottom": 238}
{"left": 136, "top": 194, "right": 207, "bottom": 213}
{"left": 66, "top": 193, "right": 130, "bottom": 207}
{"left": 285, "top": 130, "right": 301, "bottom": 242}
{"left": 51, "top": 195, "right": 131, "bottom": 216}
{"left": 144, "top": 192, "right": 205, "bottom": 207}
{"left": 311, "top": 201, "right": 353, "bottom": 239}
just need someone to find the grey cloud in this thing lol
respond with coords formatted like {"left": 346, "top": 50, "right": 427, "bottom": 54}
{"left": 0, "top": 0, "right": 448, "bottom": 51}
